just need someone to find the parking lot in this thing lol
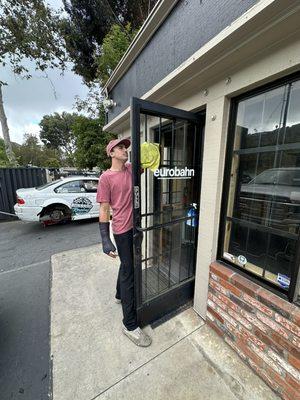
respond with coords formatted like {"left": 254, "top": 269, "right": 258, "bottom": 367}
{"left": 0, "top": 219, "right": 100, "bottom": 400}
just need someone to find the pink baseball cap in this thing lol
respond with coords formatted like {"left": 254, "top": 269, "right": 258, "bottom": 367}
{"left": 106, "top": 137, "right": 131, "bottom": 156}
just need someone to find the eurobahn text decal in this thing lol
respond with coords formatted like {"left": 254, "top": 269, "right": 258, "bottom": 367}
{"left": 154, "top": 167, "right": 195, "bottom": 179}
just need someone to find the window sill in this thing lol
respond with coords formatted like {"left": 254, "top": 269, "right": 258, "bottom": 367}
{"left": 212, "top": 260, "right": 300, "bottom": 315}
{"left": 216, "top": 258, "right": 299, "bottom": 306}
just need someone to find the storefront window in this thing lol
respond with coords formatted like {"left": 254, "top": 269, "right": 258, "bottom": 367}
{"left": 221, "top": 78, "right": 300, "bottom": 299}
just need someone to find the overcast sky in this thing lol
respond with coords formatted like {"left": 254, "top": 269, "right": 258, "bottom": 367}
{"left": 0, "top": 0, "right": 89, "bottom": 144}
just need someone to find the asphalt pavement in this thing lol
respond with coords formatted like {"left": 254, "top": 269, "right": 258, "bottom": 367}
{"left": 0, "top": 219, "right": 100, "bottom": 400}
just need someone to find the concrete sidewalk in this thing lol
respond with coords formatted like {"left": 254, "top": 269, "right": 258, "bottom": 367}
{"left": 50, "top": 245, "right": 279, "bottom": 400}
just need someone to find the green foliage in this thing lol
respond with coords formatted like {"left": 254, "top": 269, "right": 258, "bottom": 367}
{"left": 0, "top": 0, "right": 67, "bottom": 79}
{"left": 74, "top": 83, "right": 104, "bottom": 118}
{"left": 45, "top": 157, "right": 60, "bottom": 168}
{"left": 0, "top": 137, "right": 10, "bottom": 166}
{"left": 97, "top": 23, "right": 136, "bottom": 85}
{"left": 12, "top": 133, "right": 61, "bottom": 167}
{"left": 72, "top": 108, "right": 116, "bottom": 170}
{"left": 61, "top": 0, "right": 116, "bottom": 83}
{"left": 61, "top": 0, "right": 157, "bottom": 83}
{"left": 122, "top": 0, "right": 158, "bottom": 28}
{"left": 14, "top": 134, "right": 43, "bottom": 166}
{"left": 74, "top": 23, "right": 137, "bottom": 115}
{"left": 39, "top": 112, "right": 78, "bottom": 166}
{"left": 41, "top": 148, "right": 62, "bottom": 168}
{"left": 0, "top": 0, "right": 67, "bottom": 165}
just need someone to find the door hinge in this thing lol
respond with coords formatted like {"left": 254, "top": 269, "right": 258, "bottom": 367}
{"left": 134, "top": 186, "right": 140, "bottom": 209}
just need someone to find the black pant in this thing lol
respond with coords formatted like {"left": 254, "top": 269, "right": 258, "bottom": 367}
{"left": 114, "top": 229, "right": 138, "bottom": 331}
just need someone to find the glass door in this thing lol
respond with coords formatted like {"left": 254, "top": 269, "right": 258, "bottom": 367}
{"left": 131, "top": 98, "right": 204, "bottom": 326}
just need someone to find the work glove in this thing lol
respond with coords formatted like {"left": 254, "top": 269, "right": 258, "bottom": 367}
{"left": 99, "top": 222, "right": 116, "bottom": 255}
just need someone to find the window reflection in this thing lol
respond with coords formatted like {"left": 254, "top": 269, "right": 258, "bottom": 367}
{"left": 236, "top": 86, "right": 285, "bottom": 149}
{"left": 223, "top": 79, "right": 300, "bottom": 291}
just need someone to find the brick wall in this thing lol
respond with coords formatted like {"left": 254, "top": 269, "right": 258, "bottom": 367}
{"left": 206, "top": 261, "right": 300, "bottom": 400}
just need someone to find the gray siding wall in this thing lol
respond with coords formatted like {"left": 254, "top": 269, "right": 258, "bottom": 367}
{"left": 108, "top": 0, "right": 258, "bottom": 122}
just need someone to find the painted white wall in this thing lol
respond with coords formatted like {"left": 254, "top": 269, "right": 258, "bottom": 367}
{"left": 193, "top": 97, "right": 230, "bottom": 318}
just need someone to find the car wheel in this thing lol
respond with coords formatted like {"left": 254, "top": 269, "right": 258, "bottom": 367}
{"left": 42, "top": 205, "right": 71, "bottom": 224}
{"left": 50, "top": 208, "right": 65, "bottom": 222}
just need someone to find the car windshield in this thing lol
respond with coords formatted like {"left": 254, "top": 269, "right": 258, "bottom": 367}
{"left": 250, "top": 169, "right": 300, "bottom": 186}
{"left": 36, "top": 180, "right": 62, "bottom": 190}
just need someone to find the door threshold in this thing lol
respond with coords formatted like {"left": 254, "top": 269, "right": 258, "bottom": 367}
{"left": 150, "top": 300, "right": 193, "bottom": 329}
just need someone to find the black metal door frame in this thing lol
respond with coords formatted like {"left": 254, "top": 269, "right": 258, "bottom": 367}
{"left": 131, "top": 97, "right": 204, "bottom": 326}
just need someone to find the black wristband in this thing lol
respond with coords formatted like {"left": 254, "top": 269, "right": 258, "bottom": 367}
{"left": 99, "top": 222, "right": 116, "bottom": 254}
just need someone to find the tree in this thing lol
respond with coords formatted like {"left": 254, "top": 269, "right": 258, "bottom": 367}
{"left": 0, "top": 0, "right": 67, "bottom": 164}
{"left": 0, "top": 137, "right": 9, "bottom": 166}
{"left": 13, "top": 133, "right": 61, "bottom": 167}
{"left": 13, "top": 133, "right": 44, "bottom": 166}
{"left": 45, "top": 157, "right": 60, "bottom": 168}
{"left": 39, "top": 112, "right": 77, "bottom": 166}
{"left": 73, "top": 23, "right": 136, "bottom": 116}
{"left": 72, "top": 108, "right": 116, "bottom": 170}
{"left": 74, "top": 83, "right": 104, "bottom": 118}
{"left": 61, "top": 0, "right": 116, "bottom": 83}
{"left": 0, "top": 86, "right": 15, "bottom": 164}
{"left": 61, "top": 0, "right": 157, "bottom": 83}
{"left": 124, "top": 1, "right": 158, "bottom": 27}
{"left": 97, "top": 23, "right": 137, "bottom": 85}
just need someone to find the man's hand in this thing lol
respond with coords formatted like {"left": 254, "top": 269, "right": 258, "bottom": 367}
{"left": 108, "top": 251, "right": 118, "bottom": 258}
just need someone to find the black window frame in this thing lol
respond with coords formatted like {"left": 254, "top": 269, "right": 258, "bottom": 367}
{"left": 218, "top": 71, "right": 300, "bottom": 303}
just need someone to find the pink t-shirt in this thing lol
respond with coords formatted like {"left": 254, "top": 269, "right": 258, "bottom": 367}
{"left": 96, "top": 163, "right": 133, "bottom": 234}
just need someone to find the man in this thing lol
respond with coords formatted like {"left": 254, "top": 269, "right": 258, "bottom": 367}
{"left": 97, "top": 137, "right": 152, "bottom": 347}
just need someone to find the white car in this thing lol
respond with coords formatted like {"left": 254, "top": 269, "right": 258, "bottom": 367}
{"left": 14, "top": 176, "right": 100, "bottom": 225}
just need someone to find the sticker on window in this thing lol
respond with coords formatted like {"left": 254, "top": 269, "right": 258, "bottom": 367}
{"left": 277, "top": 274, "right": 290, "bottom": 289}
{"left": 237, "top": 255, "right": 247, "bottom": 266}
{"left": 223, "top": 252, "right": 235, "bottom": 262}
